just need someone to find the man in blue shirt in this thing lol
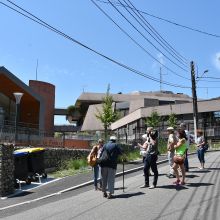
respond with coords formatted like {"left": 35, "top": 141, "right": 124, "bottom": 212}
{"left": 100, "top": 136, "right": 122, "bottom": 199}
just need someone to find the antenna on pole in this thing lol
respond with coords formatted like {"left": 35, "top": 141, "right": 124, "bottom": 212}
{"left": 35, "top": 59, "right": 38, "bottom": 80}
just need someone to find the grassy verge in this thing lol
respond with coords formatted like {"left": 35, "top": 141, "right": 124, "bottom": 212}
{"left": 50, "top": 158, "right": 90, "bottom": 178}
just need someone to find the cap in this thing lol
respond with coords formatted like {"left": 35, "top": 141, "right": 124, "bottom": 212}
{"left": 110, "top": 136, "right": 117, "bottom": 140}
{"left": 167, "top": 127, "right": 174, "bottom": 131}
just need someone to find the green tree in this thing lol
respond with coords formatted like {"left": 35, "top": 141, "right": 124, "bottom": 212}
{"left": 145, "top": 110, "right": 161, "bottom": 128}
{"left": 168, "top": 113, "right": 177, "bottom": 128}
{"left": 95, "top": 84, "right": 119, "bottom": 140}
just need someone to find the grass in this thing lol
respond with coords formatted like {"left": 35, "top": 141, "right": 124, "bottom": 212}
{"left": 50, "top": 158, "right": 89, "bottom": 178}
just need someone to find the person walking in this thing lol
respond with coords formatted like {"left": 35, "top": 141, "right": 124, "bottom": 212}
{"left": 173, "top": 130, "right": 187, "bottom": 185}
{"left": 196, "top": 129, "right": 206, "bottom": 169}
{"left": 140, "top": 127, "right": 159, "bottom": 189}
{"left": 180, "top": 123, "right": 190, "bottom": 172}
{"left": 100, "top": 136, "right": 122, "bottom": 199}
{"left": 166, "top": 127, "right": 177, "bottom": 178}
{"left": 88, "top": 139, "right": 104, "bottom": 190}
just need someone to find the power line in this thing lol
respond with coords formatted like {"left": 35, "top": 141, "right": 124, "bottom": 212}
{"left": 106, "top": 0, "right": 189, "bottom": 72}
{"left": 0, "top": 0, "right": 191, "bottom": 89}
{"left": 96, "top": 0, "right": 220, "bottom": 38}
{"left": 121, "top": 0, "right": 188, "bottom": 64}
{"left": 90, "top": 0, "right": 191, "bottom": 81}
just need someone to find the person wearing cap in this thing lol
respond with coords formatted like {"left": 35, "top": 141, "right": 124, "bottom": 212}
{"left": 166, "top": 127, "right": 177, "bottom": 178}
{"left": 88, "top": 139, "right": 104, "bottom": 190}
{"left": 179, "top": 123, "right": 190, "bottom": 172}
{"left": 100, "top": 135, "right": 122, "bottom": 199}
{"left": 140, "top": 127, "right": 159, "bottom": 189}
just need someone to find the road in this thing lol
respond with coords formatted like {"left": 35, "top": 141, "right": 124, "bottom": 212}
{"left": 1, "top": 151, "right": 220, "bottom": 220}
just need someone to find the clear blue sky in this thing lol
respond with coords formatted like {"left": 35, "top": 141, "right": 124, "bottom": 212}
{"left": 1, "top": 0, "right": 220, "bottom": 124}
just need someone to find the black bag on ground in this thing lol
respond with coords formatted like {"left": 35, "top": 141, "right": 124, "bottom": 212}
{"left": 97, "top": 148, "right": 111, "bottom": 167}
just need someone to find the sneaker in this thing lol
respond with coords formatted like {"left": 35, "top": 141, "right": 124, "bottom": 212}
{"left": 149, "top": 185, "right": 156, "bottom": 189}
{"left": 103, "top": 192, "right": 107, "bottom": 198}
{"left": 140, "top": 184, "right": 149, "bottom": 188}
{"left": 107, "top": 193, "right": 113, "bottom": 199}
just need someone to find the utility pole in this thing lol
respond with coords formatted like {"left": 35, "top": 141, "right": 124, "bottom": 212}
{"left": 159, "top": 67, "right": 162, "bottom": 91}
{"left": 191, "top": 61, "right": 198, "bottom": 141}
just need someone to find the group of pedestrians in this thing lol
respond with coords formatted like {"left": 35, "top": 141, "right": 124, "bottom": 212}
{"left": 88, "top": 122, "right": 208, "bottom": 198}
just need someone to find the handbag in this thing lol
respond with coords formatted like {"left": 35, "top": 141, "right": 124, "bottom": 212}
{"left": 173, "top": 155, "right": 184, "bottom": 165}
{"left": 87, "top": 153, "right": 97, "bottom": 167}
{"left": 87, "top": 146, "right": 98, "bottom": 167}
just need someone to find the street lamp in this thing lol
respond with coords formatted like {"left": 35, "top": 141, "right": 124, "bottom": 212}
{"left": 13, "top": 92, "right": 23, "bottom": 145}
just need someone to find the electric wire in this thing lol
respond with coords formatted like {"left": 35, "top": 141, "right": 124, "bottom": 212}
{"left": 90, "top": 0, "right": 191, "bottom": 81}
{"left": 121, "top": 0, "right": 187, "bottom": 65}
{"left": 106, "top": 0, "right": 189, "bottom": 72}
{"left": 124, "top": 0, "right": 188, "bottom": 63}
{"left": 0, "top": 1, "right": 191, "bottom": 89}
{"left": 96, "top": 0, "right": 220, "bottom": 39}
{"left": 3, "top": 1, "right": 219, "bottom": 89}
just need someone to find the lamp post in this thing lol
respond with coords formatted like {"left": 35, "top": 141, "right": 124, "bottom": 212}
{"left": 13, "top": 92, "right": 23, "bottom": 145}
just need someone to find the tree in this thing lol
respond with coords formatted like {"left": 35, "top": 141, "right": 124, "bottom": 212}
{"left": 168, "top": 113, "right": 177, "bottom": 128}
{"left": 95, "top": 84, "right": 119, "bottom": 140}
{"left": 145, "top": 110, "right": 161, "bottom": 128}
{"left": 66, "top": 105, "right": 80, "bottom": 123}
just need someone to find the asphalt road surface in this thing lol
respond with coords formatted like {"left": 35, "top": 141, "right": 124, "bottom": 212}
{"left": 1, "top": 151, "right": 220, "bottom": 220}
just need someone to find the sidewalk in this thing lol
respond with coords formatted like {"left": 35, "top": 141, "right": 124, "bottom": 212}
{"left": 0, "top": 154, "right": 168, "bottom": 209}
{"left": 0, "top": 152, "right": 213, "bottom": 209}
{"left": 2, "top": 151, "right": 220, "bottom": 220}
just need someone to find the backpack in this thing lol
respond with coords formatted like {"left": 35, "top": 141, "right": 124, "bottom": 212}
{"left": 87, "top": 146, "right": 98, "bottom": 167}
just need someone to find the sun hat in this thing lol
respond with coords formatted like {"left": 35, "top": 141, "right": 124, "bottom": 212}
{"left": 167, "top": 127, "right": 174, "bottom": 131}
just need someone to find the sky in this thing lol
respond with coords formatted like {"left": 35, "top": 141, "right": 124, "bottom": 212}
{"left": 0, "top": 0, "right": 220, "bottom": 124}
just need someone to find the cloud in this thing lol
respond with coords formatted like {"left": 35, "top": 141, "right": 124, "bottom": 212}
{"left": 213, "top": 52, "right": 220, "bottom": 71}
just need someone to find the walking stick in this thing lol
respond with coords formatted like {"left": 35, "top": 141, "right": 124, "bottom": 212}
{"left": 122, "top": 159, "right": 125, "bottom": 192}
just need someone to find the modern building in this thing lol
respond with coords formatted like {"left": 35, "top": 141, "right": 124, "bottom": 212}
{"left": 0, "top": 66, "right": 55, "bottom": 135}
{"left": 74, "top": 91, "right": 192, "bottom": 131}
{"left": 72, "top": 91, "right": 220, "bottom": 140}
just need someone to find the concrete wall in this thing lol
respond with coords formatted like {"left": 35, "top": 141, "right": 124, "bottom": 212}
{"left": 0, "top": 144, "right": 14, "bottom": 197}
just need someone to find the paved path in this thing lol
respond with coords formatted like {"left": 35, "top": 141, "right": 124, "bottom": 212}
{"left": 2, "top": 151, "right": 220, "bottom": 220}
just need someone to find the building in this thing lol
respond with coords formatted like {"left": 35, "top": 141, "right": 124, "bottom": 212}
{"left": 74, "top": 91, "right": 192, "bottom": 131}
{"left": 0, "top": 66, "right": 55, "bottom": 136}
{"left": 73, "top": 91, "right": 220, "bottom": 140}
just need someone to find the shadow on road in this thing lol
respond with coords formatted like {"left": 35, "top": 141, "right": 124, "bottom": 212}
{"left": 186, "top": 182, "right": 214, "bottom": 187}
{"left": 157, "top": 185, "right": 188, "bottom": 191}
{"left": 9, "top": 191, "right": 34, "bottom": 198}
{"left": 185, "top": 174, "right": 199, "bottom": 178}
{"left": 189, "top": 170, "right": 211, "bottom": 173}
{"left": 113, "top": 192, "right": 145, "bottom": 199}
